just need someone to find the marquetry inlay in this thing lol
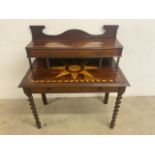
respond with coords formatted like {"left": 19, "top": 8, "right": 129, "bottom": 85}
{"left": 51, "top": 64, "right": 98, "bottom": 80}
{"left": 27, "top": 63, "right": 122, "bottom": 84}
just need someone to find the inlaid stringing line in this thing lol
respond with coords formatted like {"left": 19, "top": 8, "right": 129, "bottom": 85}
{"left": 28, "top": 72, "right": 121, "bottom": 83}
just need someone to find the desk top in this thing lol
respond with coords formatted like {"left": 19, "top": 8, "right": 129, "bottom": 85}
{"left": 19, "top": 58, "right": 129, "bottom": 88}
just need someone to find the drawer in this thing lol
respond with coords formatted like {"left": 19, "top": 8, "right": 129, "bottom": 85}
{"left": 27, "top": 49, "right": 122, "bottom": 58}
{"left": 30, "top": 86, "right": 119, "bottom": 93}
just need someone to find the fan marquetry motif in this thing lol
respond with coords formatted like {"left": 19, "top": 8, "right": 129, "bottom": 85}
{"left": 51, "top": 64, "right": 98, "bottom": 80}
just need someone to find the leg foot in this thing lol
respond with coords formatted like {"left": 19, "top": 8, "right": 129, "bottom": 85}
{"left": 41, "top": 93, "right": 48, "bottom": 105}
{"left": 24, "top": 89, "right": 42, "bottom": 129}
{"left": 103, "top": 93, "right": 109, "bottom": 104}
{"left": 110, "top": 92, "right": 123, "bottom": 129}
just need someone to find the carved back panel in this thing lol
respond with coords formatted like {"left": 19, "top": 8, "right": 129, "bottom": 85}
{"left": 30, "top": 25, "right": 119, "bottom": 42}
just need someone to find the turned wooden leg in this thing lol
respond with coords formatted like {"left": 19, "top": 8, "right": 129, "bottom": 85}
{"left": 41, "top": 93, "right": 48, "bottom": 105}
{"left": 103, "top": 93, "right": 109, "bottom": 104}
{"left": 23, "top": 89, "right": 41, "bottom": 129}
{"left": 110, "top": 92, "right": 123, "bottom": 129}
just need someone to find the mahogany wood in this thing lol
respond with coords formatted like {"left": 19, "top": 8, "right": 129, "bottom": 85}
{"left": 110, "top": 90, "right": 124, "bottom": 128}
{"left": 19, "top": 25, "right": 130, "bottom": 129}
{"left": 29, "top": 25, "right": 119, "bottom": 41}
{"left": 23, "top": 88, "right": 41, "bottom": 128}
{"left": 26, "top": 25, "right": 123, "bottom": 69}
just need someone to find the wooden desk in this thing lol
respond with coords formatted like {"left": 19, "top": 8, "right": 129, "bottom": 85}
{"left": 19, "top": 25, "right": 130, "bottom": 129}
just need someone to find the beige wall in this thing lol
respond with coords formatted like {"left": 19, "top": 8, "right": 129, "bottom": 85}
{"left": 0, "top": 19, "right": 155, "bottom": 98}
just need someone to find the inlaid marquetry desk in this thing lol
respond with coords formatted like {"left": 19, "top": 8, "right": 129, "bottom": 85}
{"left": 19, "top": 25, "right": 130, "bottom": 129}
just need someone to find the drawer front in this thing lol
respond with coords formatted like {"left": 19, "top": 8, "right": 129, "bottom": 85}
{"left": 28, "top": 49, "right": 122, "bottom": 58}
{"left": 30, "top": 87, "right": 119, "bottom": 93}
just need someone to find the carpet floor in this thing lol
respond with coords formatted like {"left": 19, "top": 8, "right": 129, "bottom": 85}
{"left": 0, "top": 96, "right": 155, "bottom": 135}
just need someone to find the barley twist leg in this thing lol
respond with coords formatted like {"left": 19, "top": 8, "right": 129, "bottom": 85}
{"left": 24, "top": 89, "right": 41, "bottom": 129}
{"left": 110, "top": 92, "right": 123, "bottom": 129}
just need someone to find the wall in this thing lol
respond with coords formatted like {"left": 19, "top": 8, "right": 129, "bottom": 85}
{"left": 0, "top": 19, "right": 155, "bottom": 98}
